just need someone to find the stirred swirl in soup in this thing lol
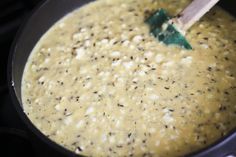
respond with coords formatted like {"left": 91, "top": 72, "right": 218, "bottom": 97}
{"left": 22, "top": 0, "right": 236, "bottom": 156}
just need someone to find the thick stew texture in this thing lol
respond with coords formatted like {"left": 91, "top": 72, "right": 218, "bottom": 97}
{"left": 22, "top": 0, "right": 236, "bottom": 156}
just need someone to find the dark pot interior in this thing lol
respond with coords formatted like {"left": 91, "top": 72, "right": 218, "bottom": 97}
{"left": 7, "top": 0, "right": 236, "bottom": 157}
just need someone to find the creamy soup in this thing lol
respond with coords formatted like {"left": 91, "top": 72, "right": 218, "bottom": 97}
{"left": 22, "top": 0, "right": 236, "bottom": 156}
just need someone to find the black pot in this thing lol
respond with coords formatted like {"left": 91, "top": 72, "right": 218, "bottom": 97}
{"left": 7, "top": 0, "right": 236, "bottom": 157}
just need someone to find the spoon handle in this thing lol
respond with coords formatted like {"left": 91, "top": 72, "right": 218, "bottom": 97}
{"left": 177, "top": 0, "right": 220, "bottom": 31}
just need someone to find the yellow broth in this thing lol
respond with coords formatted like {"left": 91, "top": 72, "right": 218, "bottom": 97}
{"left": 22, "top": 0, "right": 236, "bottom": 156}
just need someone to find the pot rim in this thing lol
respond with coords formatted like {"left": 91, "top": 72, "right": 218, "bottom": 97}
{"left": 7, "top": 0, "right": 236, "bottom": 157}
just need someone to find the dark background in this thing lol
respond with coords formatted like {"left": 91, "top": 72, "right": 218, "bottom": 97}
{"left": 0, "top": 0, "right": 235, "bottom": 157}
{"left": 0, "top": 0, "right": 43, "bottom": 86}
{"left": 0, "top": 1, "right": 45, "bottom": 157}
